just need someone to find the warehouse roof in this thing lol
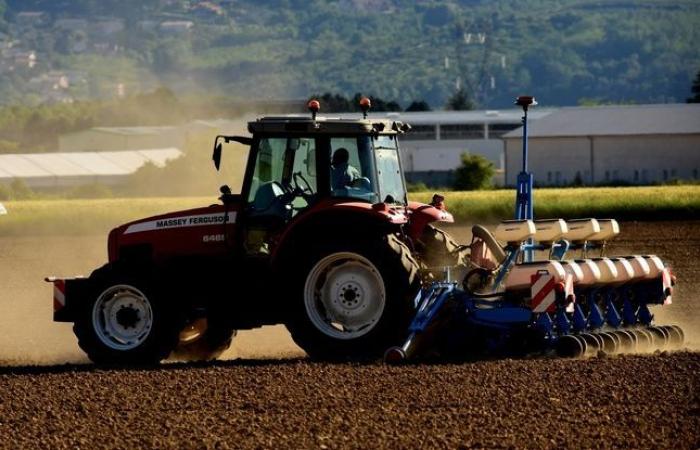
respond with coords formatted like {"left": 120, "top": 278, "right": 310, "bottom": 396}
{"left": 0, "top": 148, "right": 182, "bottom": 180}
{"left": 502, "top": 103, "right": 700, "bottom": 138}
{"left": 334, "top": 108, "right": 556, "bottom": 125}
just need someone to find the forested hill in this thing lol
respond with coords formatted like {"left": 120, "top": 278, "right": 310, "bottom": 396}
{"left": 1, "top": 0, "right": 699, "bottom": 109}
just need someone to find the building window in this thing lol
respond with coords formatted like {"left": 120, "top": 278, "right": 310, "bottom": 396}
{"left": 671, "top": 169, "right": 676, "bottom": 178}
{"left": 547, "top": 171, "right": 552, "bottom": 184}
{"left": 634, "top": 170, "right": 639, "bottom": 182}
{"left": 663, "top": 169, "right": 668, "bottom": 181}
{"left": 488, "top": 123, "right": 520, "bottom": 138}
{"left": 694, "top": 168, "right": 698, "bottom": 179}
{"left": 612, "top": 170, "right": 618, "bottom": 180}
{"left": 402, "top": 125, "right": 436, "bottom": 141}
{"left": 555, "top": 171, "right": 561, "bottom": 185}
{"left": 605, "top": 170, "right": 610, "bottom": 181}
{"left": 439, "top": 124, "right": 484, "bottom": 139}
{"left": 642, "top": 169, "right": 648, "bottom": 182}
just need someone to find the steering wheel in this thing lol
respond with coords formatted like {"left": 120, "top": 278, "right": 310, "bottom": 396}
{"left": 292, "top": 172, "right": 314, "bottom": 199}
{"left": 252, "top": 180, "right": 293, "bottom": 214}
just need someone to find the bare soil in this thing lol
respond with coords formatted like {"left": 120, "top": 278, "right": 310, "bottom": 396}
{"left": 0, "top": 221, "right": 698, "bottom": 449}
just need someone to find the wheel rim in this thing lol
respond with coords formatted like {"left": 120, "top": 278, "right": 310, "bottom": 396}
{"left": 92, "top": 284, "right": 154, "bottom": 351}
{"left": 304, "top": 252, "right": 386, "bottom": 340}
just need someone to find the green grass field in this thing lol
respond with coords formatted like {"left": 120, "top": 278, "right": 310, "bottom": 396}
{"left": 1, "top": 186, "right": 699, "bottom": 236}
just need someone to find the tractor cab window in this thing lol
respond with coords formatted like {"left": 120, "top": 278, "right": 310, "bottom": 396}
{"left": 329, "top": 137, "right": 379, "bottom": 203}
{"left": 247, "top": 137, "right": 317, "bottom": 215}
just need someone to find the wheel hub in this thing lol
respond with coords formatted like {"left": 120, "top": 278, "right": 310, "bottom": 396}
{"left": 305, "top": 253, "right": 386, "bottom": 340}
{"left": 92, "top": 284, "right": 154, "bottom": 351}
{"left": 115, "top": 305, "right": 140, "bottom": 329}
{"left": 339, "top": 283, "right": 361, "bottom": 307}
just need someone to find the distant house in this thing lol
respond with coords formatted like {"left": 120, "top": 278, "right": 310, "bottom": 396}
{"left": 159, "top": 21, "right": 194, "bottom": 35}
{"left": 15, "top": 11, "right": 46, "bottom": 27}
{"left": 91, "top": 18, "right": 125, "bottom": 37}
{"left": 191, "top": 1, "right": 225, "bottom": 21}
{"left": 502, "top": 104, "right": 700, "bottom": 186}
{"left": 137, "top": 20, "right": 159, "bottom": 31}
{"left": 2, "top": 48, "right": 37, "bottom": 69}
{"left": 28, "top": 71, "right": 70, "bottom": 91}
{"left": 54, "top": 18, "right": 88, "bottom": 31}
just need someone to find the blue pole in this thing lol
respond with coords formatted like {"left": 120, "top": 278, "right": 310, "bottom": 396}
{"left": 522, "top": 108, "right": 528, "bottom": 174}
{"left": 514, "top": 96, "right": 536, "bottom": 261}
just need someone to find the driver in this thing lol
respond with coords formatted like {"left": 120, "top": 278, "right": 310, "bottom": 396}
{"left": 331, "top": 148, "right": 361, "bottom": 190}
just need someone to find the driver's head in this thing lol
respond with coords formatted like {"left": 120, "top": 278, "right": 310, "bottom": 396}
{"left": 332, "top": 148, "right": 349, "bottom": 167}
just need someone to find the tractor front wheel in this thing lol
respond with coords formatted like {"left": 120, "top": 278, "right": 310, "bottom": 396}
{"left": 73, "top": 265, "right": 180, "bottom": 365}
{"left": 285, "top": 234, "right": 420, "bottom": 360}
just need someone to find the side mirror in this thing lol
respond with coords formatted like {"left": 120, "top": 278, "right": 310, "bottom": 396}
{"left": 213, "top": 140, "right": 223, "bottom": 171}
{"left": 212, "top": 135, "right": 253, "bottom": 171}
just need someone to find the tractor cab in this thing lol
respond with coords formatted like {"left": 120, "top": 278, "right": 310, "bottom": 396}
{"left": 213, "top": 100, "right": 412, "bottom": 254}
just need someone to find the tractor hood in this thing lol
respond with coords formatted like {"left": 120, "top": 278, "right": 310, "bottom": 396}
{"left": 108, "top": 203, "right": 240, "bottom": 262}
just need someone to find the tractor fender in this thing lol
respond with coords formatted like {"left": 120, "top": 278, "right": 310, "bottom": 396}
{"left": 406, "top": 201, "right": 454, "bottom": 242}
{"left": 270, "top": 200, "right": 406, "bottom": 267}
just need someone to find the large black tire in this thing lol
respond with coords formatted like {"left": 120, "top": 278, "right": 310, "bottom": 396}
{"left": 170, "top": 321, "right": 237, "bottom": 362}
{"left": 73, "top": 264, "right": 180, "bottom": 365}
{"left": 417, "top": 224, "right": 469, "bottom": 278}
{"left": 285, "top": 234, "right": 420, "bottom": 360}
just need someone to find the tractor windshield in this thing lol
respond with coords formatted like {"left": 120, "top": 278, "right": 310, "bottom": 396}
{"left": 373, "top": 135, "right": 406, "bottom": 204}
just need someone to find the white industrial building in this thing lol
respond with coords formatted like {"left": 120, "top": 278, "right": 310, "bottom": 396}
{"left": 502, "top": 104, "right": 700, "bottom": 186}
{"left": 0, "top": 148, "right": 182, "bottom": 189}
{"left": 340, "top": 109, "right": 555, "bottom": 187}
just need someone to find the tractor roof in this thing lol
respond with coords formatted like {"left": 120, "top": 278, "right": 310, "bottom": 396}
{"left": 248, "top": 115, "right": 408, "bottom": 135}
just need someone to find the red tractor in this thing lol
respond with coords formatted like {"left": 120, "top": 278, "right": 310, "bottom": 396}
{"left": 48, "top": 100, "right": 466, "bottom": 364}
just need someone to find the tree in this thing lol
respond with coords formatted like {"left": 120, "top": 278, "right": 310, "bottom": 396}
{"left": 453, "top": 153, "right": 494, "bottom": 190}
{"left": 445, "top": 88, "right": 475, "bottom": 111}
{"left": 688, "top": 70, "right": 700, "bottom": 103}
{"left": 405, "top": 100, "right": 431, "bottom": 112}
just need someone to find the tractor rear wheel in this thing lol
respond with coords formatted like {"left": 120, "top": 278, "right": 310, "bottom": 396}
{"left": 285, "top": 234, "right": 420, "bottom": 360}
{"left": 417, "top": 224, "right": 469, "bottom": 279}
{"left": 73, "top": 264, "right": 180, "bottom": 365}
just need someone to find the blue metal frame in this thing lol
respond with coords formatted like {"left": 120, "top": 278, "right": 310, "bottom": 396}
{"left": 388, "top": 94, "right": 674, "bottom": 361}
